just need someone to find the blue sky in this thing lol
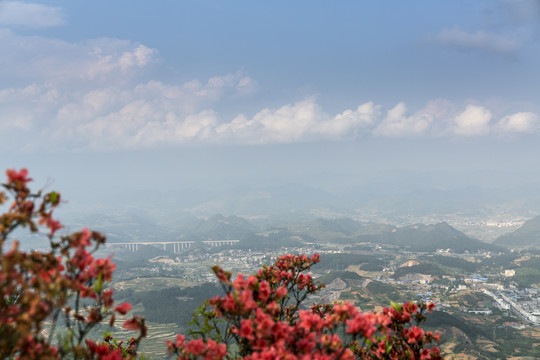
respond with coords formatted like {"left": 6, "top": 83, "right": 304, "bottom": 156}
{"left": 1, "top": 1, "right": 540, "bottom": 198}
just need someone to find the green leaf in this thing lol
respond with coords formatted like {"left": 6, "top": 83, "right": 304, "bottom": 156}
{"left": 390, "top": 301, "right": 402, "bottom": 311}
{"left": 93, "top": 274, "right": 103, "bottom": 293}
{"left": 49, "top": 191, "right": 59, "bottom": 204}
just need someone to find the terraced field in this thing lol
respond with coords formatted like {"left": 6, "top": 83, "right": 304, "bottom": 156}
{"left": 87, "top": 320, "right": 179, "bottom": 359}
{"left": 114, "top": 277, "right": 195, "bottom": 292}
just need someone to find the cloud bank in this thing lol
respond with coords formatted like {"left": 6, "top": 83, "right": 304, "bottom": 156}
{"left": 1, "top": 75, "right": 537, "bottom": 150}
{"left": 0, "top": 5, "right": 538, "bottom": 151}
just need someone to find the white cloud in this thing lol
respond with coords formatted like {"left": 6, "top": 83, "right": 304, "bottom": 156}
{"left": 214, "top": 99, "right": 378, "bottom": 145}
{"left": 40, "top": 74, "right": 256, "bottom": 148}
{"left": 0, "top": 30, "right": 158, "bottom": 84}
{"left": 253, "top": 99, "right": 322, "bottom": 143}
{"left": 87, "top": 45, "right": 157, "bottom": 80}
{"left": 0, "top": 29, "right": 261, "bottom": 148}
{"left": 496, "top": 112, "right": 539, "bottom": 133}
{"left": 427, "top": 0, "right": 540, "bottom": 56}
{"left": 132, "top": 111, "right": 218, "bottom": 147}
{"left": 3, "top": 80, "right": 538, "bottom": 148}
{"left": 132, "top": 74, "right": 256, "bottom": 110}
{"left": 235, "top": 76, "right": 258, "bottom": 95}
{"left": 0, "top": 84, "right": 62, "bottom": 131}
{"left": 373, "top": 103, "right": 433, "bottom": 137}
{"left": 73, "top": 105, "right": 219, "bottom": 149}
{"left": 214, "top": 99, "right": 322, "bottom": 144}
{"left": 0, "top": 25, "right": 535, "bottom": 148}
{"left": 1, "top": 8, "right": 537, "bottom": 150}
{"left": 452, "top": 105, "right": 492, "bottom": 136}
{"left": 46, "top": 96, "right": 380, "bottom": 148}
{"left": 428, "top": 26, "right": 521, "bottom": 54}
{"left": 0, "top": 70, "right": 258, "bottom": 149}
{"left": 317, "top": 102, "right": 379, "bottom": 138}
{"left": 0, "top": 1, "right": 65, "bottom": 28}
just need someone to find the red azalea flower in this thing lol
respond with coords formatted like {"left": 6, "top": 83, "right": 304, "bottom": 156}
{"left": 6, "top": 168, "right": 32, "bottom": 184}
{"left": 114, "top": 302, "right": 132, "bottom": 315}
{"left": 185, "top": 338, "right": 205, "bottom": 356}
{"left": 47, "top": 217, "right": 63, "bottom": 235}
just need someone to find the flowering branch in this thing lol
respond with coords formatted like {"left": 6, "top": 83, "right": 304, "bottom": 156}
{"left": 168, "top": 254, "right": 442, "bottom": 360}
{"left": 0, "top": 168, "right": 146, "bottom": 359}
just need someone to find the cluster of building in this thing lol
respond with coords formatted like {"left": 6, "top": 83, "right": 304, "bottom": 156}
{"left": 111, "top": 240, "right": 540, "bottom": 327}
{"left": 483, "top": 288, "right": 540, "bottom": 324}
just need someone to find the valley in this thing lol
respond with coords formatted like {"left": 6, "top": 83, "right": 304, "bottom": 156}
{"left": 82, "top": 214, "right": 540, "bottom": 359}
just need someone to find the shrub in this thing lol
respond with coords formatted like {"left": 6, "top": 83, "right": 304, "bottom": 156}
{"left": 168, "top": 254, "right": 443, "bottom": 359}
{"left": 0, "top": 169, "right": 145, "bottom": 359}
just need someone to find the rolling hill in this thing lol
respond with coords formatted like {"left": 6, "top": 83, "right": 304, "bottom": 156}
{"left": 354, "top": 222, "right": 500, "bottom": 253}
{"left": 494, "top": 216, "right": 540, "bottom": 249}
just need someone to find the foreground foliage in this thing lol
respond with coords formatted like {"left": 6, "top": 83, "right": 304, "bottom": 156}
{"left": 1, "top": 168, "right": 441, "bottom": 359}
{"left": 0, "top": 169, "right": 145, "bottom": 359}
{"left": 168, "top": 254, "right": 442, "bottom": 359}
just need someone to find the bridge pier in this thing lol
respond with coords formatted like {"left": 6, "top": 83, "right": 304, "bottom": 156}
{"left": 109, "top": 241, "right": 195, "bottom": 253}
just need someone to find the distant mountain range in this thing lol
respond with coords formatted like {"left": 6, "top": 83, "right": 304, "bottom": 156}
{"left": 83, "top": 181, "right": 540, "bottom": 224}
{"left": 182, "top": 214, "right": 257, "bottom": 240}
{"left": 73, "top": 209, "right": 502, "bottom": 254}
{"left": 292, "top": 218, "right": 498, "bottom": 253}
{"left": 354, "top": 222, "right": 499, "bottom": 253}
{"left": 494, "top": 216, "right": 540, "bottom": 249}
{"left": 183, "top": 183, "right": 339, "bottom": 217}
